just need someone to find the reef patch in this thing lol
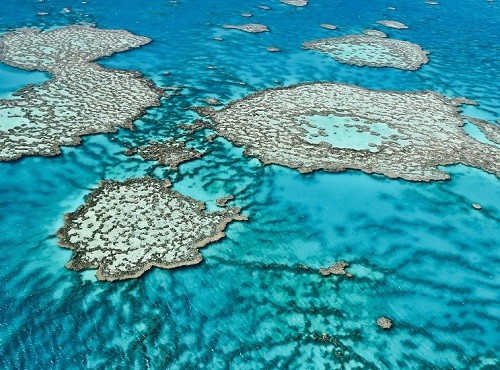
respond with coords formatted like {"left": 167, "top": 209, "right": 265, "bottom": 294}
{"left": 222, "top": 24, "right": 269, "bottom": 33}
{"left": 319, "top": 261, "right": 353, "bottom": 277}
{"left": 0, "top": 25, "right": 163, "bottom": 161}
{"left": 377, "top": 317, "right": 393, "bottom": 330}
{"left": 281, "top": 0, "right": 308, "bottom": 6}
{"left": 197, "top": 82, "right": 499, "bottom": 181}
{"left": 303, "top": 35, "right": 428, "bottom": 70}
{"left": 124, "top": 140, "right": 203, "bottom": 169}
{"left": 58, "top": 177, "right": 246, "bottom": 281}
{"left": 376, "top": 20, "right": 409, "bottom": 29}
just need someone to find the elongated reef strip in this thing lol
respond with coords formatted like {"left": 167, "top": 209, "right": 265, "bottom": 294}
{"left": 376, "top": 20, "right": 409, "bottom": 29}
{"left": 222, "top": 24, "right": 269, "bottom": 33}
{"left": 58, "top": 177, "right": 247, "bottom": 281}
{"left": 197, "top": 82, "right": 499, "bottom": 181}
{"left": 0, "top": 25, "right": 163, "bottom": 161}
{"left": 281, "top": 0, "right": 308, "bottom": 6}
{"left": 362, "top": 29, "right": 387, "bottom": 38}
{"left": 463, "top": 117, "right": 500, "bottom": 145}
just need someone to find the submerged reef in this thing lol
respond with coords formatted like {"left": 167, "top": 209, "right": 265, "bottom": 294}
{"left": 222, "top": 24, "right": 269, "bottom": 33}
{"left": 124, "top": 140, "right": 203, "bottom": 169}
{"left": 197, "top": 82, "right": 500, "bottom": 182}
{"left": 376, "top": 20, "right": 409, "bottom": 29}
{"left": 303, "top": 35, "right": 428, "bottom": 70}
{"left": 281, "top": 0, "right": 308, "bottom": 6}
{"left": 58, "top": 177, "right": 246, "bottom": 281}
{"left": 319, "top": 261, "right": 353, "bottom": 277}
{"left": 362, "top": 29, "right": 387, "bottom": 38}
{"left": 205, "top": 97, "right": 222, "bottom": 105}
{"left": 266, "top": 46, "right": 281, "bottom": 52}
{"left": 0, "top": 25, "right": 163, "bottom": 161}
{"left": 320, "top": 24, "right": 338, "bottom": 30}
{"left": 377, "top": 317, "right": 393, "bottom": 330}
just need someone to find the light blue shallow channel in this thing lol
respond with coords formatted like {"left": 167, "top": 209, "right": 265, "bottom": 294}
{"left": 0, "top": 0, "right": 498, "bottom": 368}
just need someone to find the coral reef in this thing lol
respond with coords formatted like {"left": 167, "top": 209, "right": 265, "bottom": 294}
{"left": 281, "top": 0, "right": 308, "bottom": 6}
{"left": 0, "top": 25, "right": 163, "bottom": 161}
{"left": 362, "top": 29, "right": 387, "bottom": 38}
{"left": 303, "top": 35, "right": 428, "bottom": 70}
{"left": 125, "top": 140, "right": 203, "bottom": 169}
{"left": 222, "top": 24, "right": 269, "bottom": 33}
{"left": 377, "top": 317, "right": 393, "bottom": 330}
{"left": 58, "top": 177, "right": 247, "bottom": 281}
{"left": 319, "top": 261, "right": 353, "bottom": 277}
{"left": 376, "top": 20, "right": 409, "bottom": 29}
{"left": 197, "top": 82, "right": 499, "bottom": 181}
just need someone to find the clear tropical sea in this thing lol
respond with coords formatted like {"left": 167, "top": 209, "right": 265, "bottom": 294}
{"left": 0, "top": 0, "right": 499, "bottom": 368}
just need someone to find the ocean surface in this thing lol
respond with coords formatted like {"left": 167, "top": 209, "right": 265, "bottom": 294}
{"left": 0, "top": 0, "right": 499, "bottom": 368}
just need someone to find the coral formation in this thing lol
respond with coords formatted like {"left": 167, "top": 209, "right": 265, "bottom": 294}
{"left": 377, "top": 317, "right": 393, "bottom": 330}
{"left": 303, "top": 35, "right": 428, "bottom": 70}
{"left": 58, "top": 177, "right": 246, "bottom": 281}
{"left": 125, "top": 140, "right": 203, "bottom": 169}
{"left": 281, "top": 0, "right": 308, "bottom": 6}
{"left": 216, "top": 195, "right": 235, "bottom": 207}
{"left": 197, "top": 82, "right": 500, "bottom": 181}
{"left": 0, "top": 25, "right": 163, "bottom": 161}
{"left": 222, "top": 24, "right": 269, "bottom": 33}
{"left": 319, "top": 261, "right": 353, "bottom": 277}
{"left": 464, "top": 117, "right": 500, "bottom": 145}
{"left": 376, "top": 20, "right": 409, "bottom": 29}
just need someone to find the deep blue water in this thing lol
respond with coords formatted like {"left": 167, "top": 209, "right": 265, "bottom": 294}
{"left": 0, "top": 0, "right": 499, "bottom": 368}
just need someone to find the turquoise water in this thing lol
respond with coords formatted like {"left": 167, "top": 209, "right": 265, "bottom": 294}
{"left": 300, "top": 115, "right": 398, "bottom": 151}
{"left": 0, "top": 0, "right": 499, "bottom": 368}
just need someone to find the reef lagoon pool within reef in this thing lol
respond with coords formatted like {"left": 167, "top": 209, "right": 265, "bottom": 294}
{"left": 0, "top": 0, "right": 499, "bottom": 368}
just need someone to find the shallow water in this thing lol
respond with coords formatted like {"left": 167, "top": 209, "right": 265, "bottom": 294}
{"left": 0, "top": 0, "right": 499, "bottom": 368}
